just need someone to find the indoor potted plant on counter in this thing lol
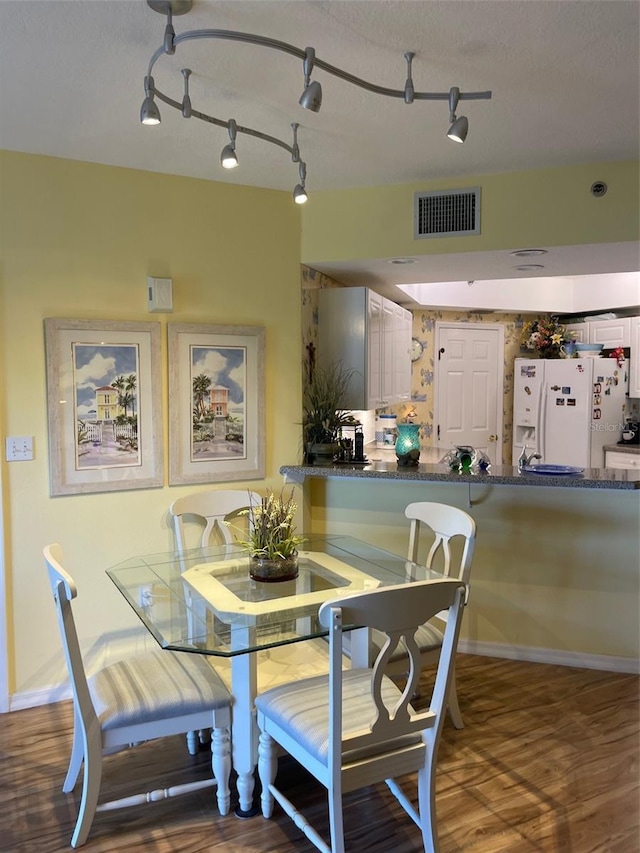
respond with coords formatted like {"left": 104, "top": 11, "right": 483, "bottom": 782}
{"left": 303, "top": 360, "right": 355, "bottom": 465}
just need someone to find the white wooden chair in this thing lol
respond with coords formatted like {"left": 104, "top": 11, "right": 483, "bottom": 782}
{"left": 255, "top": 578, "right": 466, "bottom": 853}
{"left": 168, "top": 489, "right": 261, "bottom": 552}
{"left": 44, "top": 544, "right": 232, "bottom": 849}
{"left": 373, "top": 501, "right": 476, "bottom": 729}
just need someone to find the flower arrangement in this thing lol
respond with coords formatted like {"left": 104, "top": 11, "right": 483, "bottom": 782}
{"left": 520, "top": 317, "right": 567, "bottom": 357}
{"left": 236, "top": 489, "right": 304, "bottom": 561}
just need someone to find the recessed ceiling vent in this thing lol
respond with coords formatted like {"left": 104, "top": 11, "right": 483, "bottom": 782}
{"left": 414, "top": 187, "right": 481, "bottom": 239}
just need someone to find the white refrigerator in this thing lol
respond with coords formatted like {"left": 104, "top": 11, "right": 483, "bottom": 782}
{"left": 512, "top": 358, "right": 627, "bottom": 468}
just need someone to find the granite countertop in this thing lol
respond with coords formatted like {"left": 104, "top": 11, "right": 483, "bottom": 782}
{"left": 281, "top": 454, "right": 640, "bottom": 490}
{"left": 603, "top": 444, "right": 640, "bottom": 455}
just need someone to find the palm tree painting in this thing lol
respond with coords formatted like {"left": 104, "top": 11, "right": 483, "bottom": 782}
{"left": 72, "top": 343, "right": 141, "bottom": 470}
{"left": 190, "top": 344, "right": 247, "bottom": 461}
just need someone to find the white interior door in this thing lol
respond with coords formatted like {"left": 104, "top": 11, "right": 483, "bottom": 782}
{"left": 435, "top": 323, "right": 504, "bottom": 464}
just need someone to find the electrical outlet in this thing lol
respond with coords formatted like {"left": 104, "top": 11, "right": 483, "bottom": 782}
{"left": 5, "top": 436, "right": 34, "bottom": 461}
{"left": 138, "top": 584, "right": 153, "bottom": 608}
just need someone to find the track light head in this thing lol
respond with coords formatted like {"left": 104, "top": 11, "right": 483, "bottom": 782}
{"left": 220, "top": 144, "right": 238, "bottom": 168}
{"left": 181, "top": 68, "right": 192, "bottom": 118}
{"left": 299, "top": 47, "right": 322, "bottom": 112}
{"left": 446, "top": 86, "right": 467, "bottom": 142}
{"left": 293, "top": 161, "right": 308, "bottom": 203}
{"left": 221, "top": 119, "right": 238, "bottom": 168}
{"left": 140, "top": 76, "right": 161, "bottom": 125}
{"left": 299, "top": 80, "right": 322, "bottom": 112}
{"left": 293, "top": 183, "right": 308, "bottom": 204}
{"left": 447, "top": 114, "right": 468, "bottom": 143}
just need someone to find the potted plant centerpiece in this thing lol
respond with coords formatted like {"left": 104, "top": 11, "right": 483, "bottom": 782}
{"left": 237, "top": 489, "right": 305, "bottom": 582}
{"left": 303, "top": 361, "right": 355, "bottom": 465}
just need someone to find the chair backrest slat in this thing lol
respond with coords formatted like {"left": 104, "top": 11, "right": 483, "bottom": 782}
{"left": 169, "top": 489, "right": 261, "bottom": 552}
{"left": 405, "top": 501, "right": 476, "bottom": 596}
{"left": 320, "top": 578, "right": 465, "bottom": 759}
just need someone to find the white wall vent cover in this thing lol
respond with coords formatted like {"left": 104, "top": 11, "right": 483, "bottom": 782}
{"left": 414, "top": 187, "right": 481, "bottom": 239}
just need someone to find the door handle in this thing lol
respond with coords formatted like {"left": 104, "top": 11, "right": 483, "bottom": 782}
{"left": 488, "top": 435, "right": 497, "bottom": 442}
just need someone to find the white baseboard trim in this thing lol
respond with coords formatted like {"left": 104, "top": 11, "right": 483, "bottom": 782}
{"left": 8, "top": 638, "right": 638, "bottom": 712}
{"left": 10, "top": 683, "right": 72, "bottom": 712}
{"left": 8, "top": 628, "right": 157, "bottom": 712}
{"left": 459, "top": 639, "right": 640, "bottom": 674}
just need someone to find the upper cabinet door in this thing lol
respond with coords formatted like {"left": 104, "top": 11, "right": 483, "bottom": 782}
{"left": 564, "top": 323, "right": 588, "bottom": 343}
{"left": 392, "top": 304, "right": 412, "bottom": 402}
{"left": 318, "top": 287, "right": 412, "bottom": 410}
{"left": 366, "top": 290, "right": 384, "bottom": 408}
{"left": 589, "top": 317, "right": 631, "bottom": 347}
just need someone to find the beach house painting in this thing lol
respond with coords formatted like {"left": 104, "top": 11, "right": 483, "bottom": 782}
{"left": 190, "top": 344, "right": 247, "bottom": 462}
{"left": 73, "top": 342, "right": 141, "bottom": 470}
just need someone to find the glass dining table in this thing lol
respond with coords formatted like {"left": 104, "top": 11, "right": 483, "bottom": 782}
{"left": 107, "top": 534, "right": 444, "bottom": 816}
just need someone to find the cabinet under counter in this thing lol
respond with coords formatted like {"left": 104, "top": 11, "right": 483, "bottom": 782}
{"left": 604, "top": 444, "right": 640, "bottom": 470}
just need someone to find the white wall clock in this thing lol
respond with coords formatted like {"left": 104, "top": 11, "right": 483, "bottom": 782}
{"left": 410, "top": 337, "right": 424, "bottom": 362}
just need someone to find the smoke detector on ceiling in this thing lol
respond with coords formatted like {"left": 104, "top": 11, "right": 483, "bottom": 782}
{"left": 509, "top": 248, "right": 548, "bottom": 258}
{"left": 591, "top": 181, "right": 608, "bottom": 197}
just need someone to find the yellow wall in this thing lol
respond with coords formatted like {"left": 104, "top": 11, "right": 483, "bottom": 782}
{"left": 0, "top": 151, "right": 302, "bottom": 700}
{"left": 301, "top": 160, "right": 640, "bottom": 264}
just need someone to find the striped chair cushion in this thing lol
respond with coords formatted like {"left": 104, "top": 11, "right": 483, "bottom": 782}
{"left": 255, "top": 668, "right": 422, "bottom": 764}
{"left": 89, "top": 649, "right": 230, "bottom": 730}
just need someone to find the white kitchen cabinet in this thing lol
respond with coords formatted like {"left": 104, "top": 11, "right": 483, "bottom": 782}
{"left": 393, "top": 302, "right": 412, "bottom": 402}
{"left": 629, "top": 316, "right": 640, "bottom": 397}
{"left": 564, "top": 322, "right": 589, "bottom": 343}
{"left": 588, "top": 317, "right": 631, "bottom": 348}
{"left": 604, "top": 449, "right": 640, "bottom": 470}
{"left": 319, "top": 287, "right": 412, "bottom": 409}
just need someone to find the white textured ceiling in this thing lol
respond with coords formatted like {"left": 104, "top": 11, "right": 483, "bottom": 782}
{"left": 1, "top": 0, "right": 638, "bottom": 297}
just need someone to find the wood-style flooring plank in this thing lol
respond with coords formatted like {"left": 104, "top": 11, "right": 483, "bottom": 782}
{"left": 1, "top": 655, "right": 638, "bottom": 852}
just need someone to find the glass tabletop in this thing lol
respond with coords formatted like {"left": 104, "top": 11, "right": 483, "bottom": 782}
{"left": 107, "top": 534, "right": 443, "bottom": 657}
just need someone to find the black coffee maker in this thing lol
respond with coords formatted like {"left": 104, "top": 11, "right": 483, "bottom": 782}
{"left": 619, "top": 421, "right": 640, "bottom": 445}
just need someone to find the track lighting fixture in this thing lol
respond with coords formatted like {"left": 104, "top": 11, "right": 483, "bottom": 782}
{"left": 220, "top": 119, "right": 238, "bottom": 169}
{"left": 141, "top": 1, "right": 492, "bottom": 201}
{"left": 447, "top": 86, "right": 468, "bottom": 143}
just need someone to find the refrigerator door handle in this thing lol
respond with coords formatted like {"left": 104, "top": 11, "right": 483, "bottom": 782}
{"left": 537, "top": 377, "right": 546, "bottom": 459}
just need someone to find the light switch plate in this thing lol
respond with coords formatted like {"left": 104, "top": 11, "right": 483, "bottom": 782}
{"left": 6, "top": 436, "right": 34, "bottom": 461}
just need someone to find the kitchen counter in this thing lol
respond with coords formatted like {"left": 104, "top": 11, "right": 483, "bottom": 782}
{"left": 603, "top": 443, "right": 640, "bottom": 455}
{"left": 281, "top": 459, "right": 640, "bottom": 490}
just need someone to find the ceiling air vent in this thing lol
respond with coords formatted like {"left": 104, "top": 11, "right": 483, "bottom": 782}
{"left": 414, "top": 187, "right": 481, "bottom": 239}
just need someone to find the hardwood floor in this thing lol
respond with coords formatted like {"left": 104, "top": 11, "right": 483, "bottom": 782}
{"left": 1, "top": 655, "right": 638, "bottom": 852}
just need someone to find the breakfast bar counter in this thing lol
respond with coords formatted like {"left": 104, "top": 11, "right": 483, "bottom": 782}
{"left": 281, "top": 460, "right": 640, "bottom": 489}
{"left": 281, "top": 452, "right": 640, "bottom": 672}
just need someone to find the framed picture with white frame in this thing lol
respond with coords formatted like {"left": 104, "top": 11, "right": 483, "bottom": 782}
{"left": 168, "top": 322, "right": 265, "bottom": 486}
{"left": 44, "top": 318, "right": 164, "bottom": 496}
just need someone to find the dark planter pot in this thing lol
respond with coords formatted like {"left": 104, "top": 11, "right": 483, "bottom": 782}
{"left": 249, "top": 554, "right": 299, "bottom": 582}
{"left": 307, "top": 442, "right": 338, "bottom": 466}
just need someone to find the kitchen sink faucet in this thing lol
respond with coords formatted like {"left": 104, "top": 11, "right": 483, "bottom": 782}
{"left": 518, "top": 445, "right": 542, "bottom": 471}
